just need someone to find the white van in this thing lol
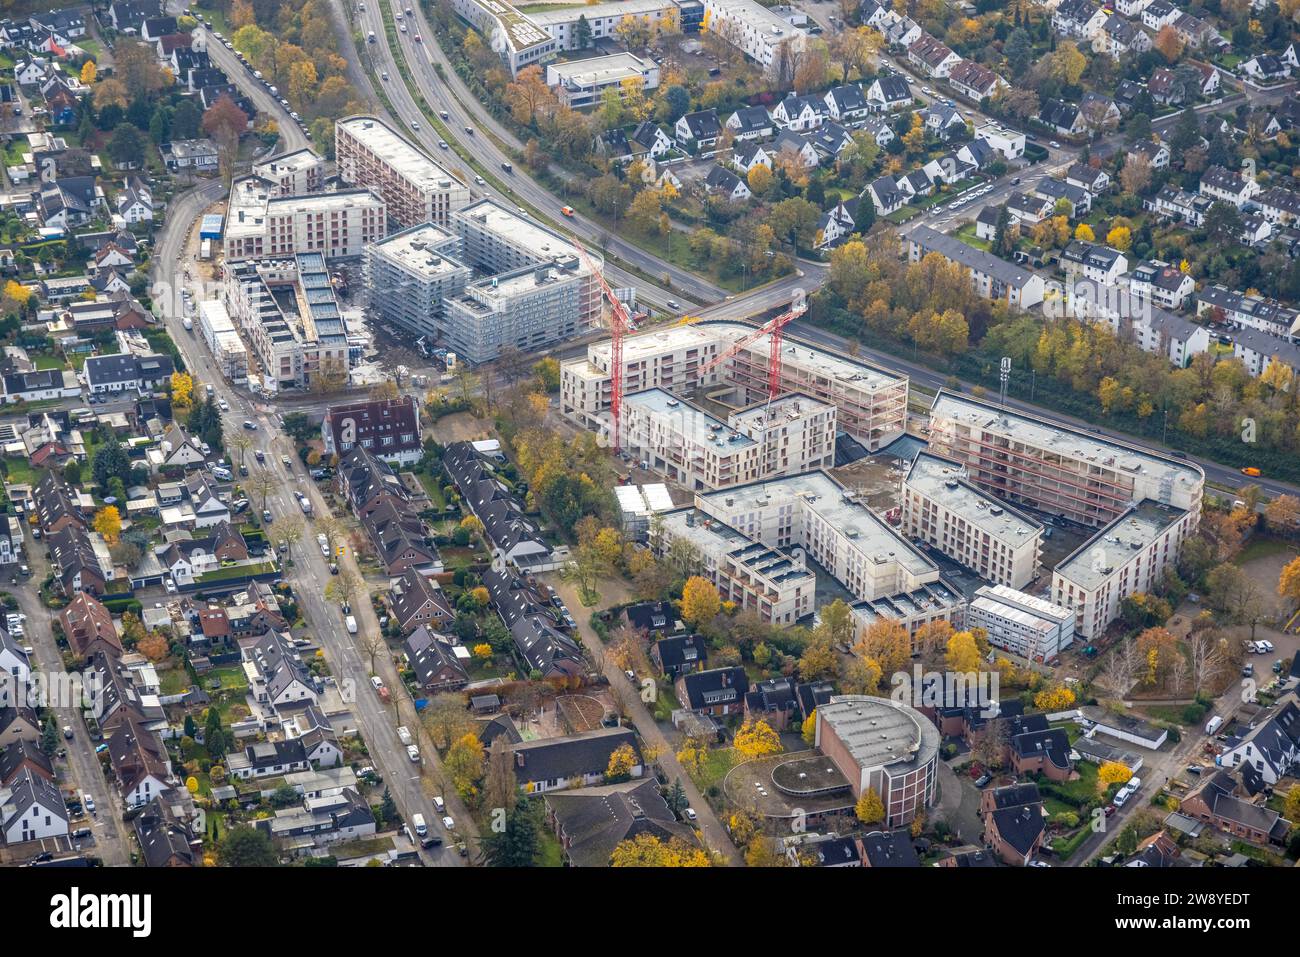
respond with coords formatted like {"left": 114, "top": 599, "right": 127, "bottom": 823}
{"left": 1205, "top": 715, "right": 1223, "bottom": 735}
{"left": 345, "top": 615, "right": 357, "bottom": 634}
{"left": 397, "top": 726, "right": 413, "bottom": 746}
{"left": 412, "top": 814, "right": 427, "bottom": 837}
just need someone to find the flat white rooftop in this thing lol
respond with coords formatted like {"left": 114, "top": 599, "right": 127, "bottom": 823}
{"left": 930, "top": 391, "right": 1203, "bottom": 492}
{"left": 338, "top": 116, "right": 465, "bottom": 192}
{"left": 906, "top": 452, "right": 1041, "bottom": 542}
{"left": 626, "top": 388, "right": 757, "bottom": 450}
{"left": 547, "top": 52, "right": 655, "bottom": 86}
{"left": 970, "top": 585, "right": 1072, "bottom": 634}
{"left": 529, "top": 0, "right": 676, "bottom": 25}
{"left": 456, "top": 198, "right": 586, "bottom": 264}
{"left": 1055, "top": 500, "right": 1186, "bottom": 592}
{"left": 701, "top": 470, "right": 936, "bottom": 576}
{"left": 369, "top": 224, "right": 466, "bottom": 279}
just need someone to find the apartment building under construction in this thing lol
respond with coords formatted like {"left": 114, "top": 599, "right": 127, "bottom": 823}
{"left": 561, "top": 320, "right": 909, "bottom": 451}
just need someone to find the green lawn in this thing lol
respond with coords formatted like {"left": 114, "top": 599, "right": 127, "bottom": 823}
{"left": 195, "top": 560, "right": 278, "bottom": 585}
{"left": 685, "top": 746, "right": 738, "bottom": 794}
{"left": 159, "top": 668, "right": 192, "bottom": 696}
{"left": 1233, "top": 536, "right": 1295, "bottom": 566}
{"left": 2, "top": 457, "right": 43, "bottom": 486}
{"left": 955, "top": 221, "right": 992, "bottom": 252}
{"left": 32, "top": 355, "right": 66, "bottom": 371}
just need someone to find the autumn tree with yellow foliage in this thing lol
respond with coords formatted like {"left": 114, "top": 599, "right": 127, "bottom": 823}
{"left": 94, "top": 506, "right": 122, "bottom": 545}
{"left": 680, "top": 576, "right": 721, "bottom": 628}
{"left": 610, "top": 833, "right": 711, "bottom": 866}
{"left": 1033, "top": 684, "right": 1076, "bottom": 710}
{"left": 855, "top": 787, "right": 885, "bottom": 824}
{"left": 734, "top": 718, "right": 783, "bottom": 760}
{"left": 1098, "top": 761, "right": 1133, "bottom": 793}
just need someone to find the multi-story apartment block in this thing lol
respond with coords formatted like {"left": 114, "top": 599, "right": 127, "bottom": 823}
{"left": 966, "top": 584, "right": 1075, "bottom": 663}
{"left": 223, "top": 176, "right": 387, "bottom": 262}
{"left": 442, "top": 261, "right": 586, "bottom": 364}
{"left": 362, "top": 224, "right": 471, "bottom": 344}
{"left": 221, "top": 254, "right": 350, "bottom": 393}
{"left": 654, "top": 506, "right": 816, "bottom": 624}
{"left": 335, "top": 115, "right": 470, "bottom": 229}
{"left": 448, "top": 0, "right": 557, "bottom": 74}
{"left": 251, "top": 147, "right": 326, "bottom": 196}
{"left": 927, "top": 391, "right": 1204, "bottom": 529}
{"left": 545, "top": 52, "right": 660, "bottom": 109}
{"left": 902, "top": 453, "right": 1042, "bottom": 590}
{"left": 531, "top": 0, "right": 690, "bottom": 50}
{"left": 453, "top": 198, "right": 602, "bottom": 330}
{"left": 561, "top": 321, "right": 908, "bottom": 451}
{"left": 696, "top": 471, "right": 942, "bottom": 604}
{"left": 1052, "top": 500, "right": 1194, "bottom": 639}
{"left": 908, "top": 225, "right": 1045, "bottom": 308}
{"left": 620, "top": 390, "right": 835, "bottom": 491}
{"left": 700, "top": 0, "right": 806, "bottom": 76}
{"left": 1196, "top": 284, "right": 1300, "bottom": 339}
{"left": 196, "top": 300, "right": 250, "bottom": 385}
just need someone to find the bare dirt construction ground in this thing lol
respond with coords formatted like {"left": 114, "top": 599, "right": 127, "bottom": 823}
{"left": 429, "top": 411, "right": 494, "bottom": 444}
{"left": 555, "top": 694, "right": 609, "bottom": 733}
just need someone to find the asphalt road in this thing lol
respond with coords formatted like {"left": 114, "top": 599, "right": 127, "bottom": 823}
{"left": 151, "top": 181, "right": 470, "bottom": 865}
{"left": 343, "top": 0, "right": 722, "bottom": 307}
{"left": 176, "top": 13, "right": 311, "bottom": 155}
{"left": 10, "top": 547, "right": 133, "bottom": 865}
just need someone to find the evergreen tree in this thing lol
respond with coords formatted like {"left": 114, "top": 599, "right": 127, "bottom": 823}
{"left": 380, "top": 787, "right": 397, "bottom": 826}
{"left": 41, "top": 717, "right": 61, "bottom": 755}
{"left": 479, "top": 802, "right": 539, "bottom": 866}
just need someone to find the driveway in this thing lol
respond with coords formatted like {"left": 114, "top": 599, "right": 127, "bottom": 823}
{"left": 545, "top": 577, "right": 743, "bottom": 865}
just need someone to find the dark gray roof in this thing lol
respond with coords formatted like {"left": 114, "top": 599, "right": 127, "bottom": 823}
{"left": 545, "top": 777, "right": 696, "bottom": 866}
{"left": 510, "top": 727, "right": 641, "bottom": 785}
{"left": 910, "top": 224, "right": 1039, "bottom": 289}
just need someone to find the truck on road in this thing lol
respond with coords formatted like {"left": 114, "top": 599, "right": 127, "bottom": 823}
{"left": 345, "top": 615, "right": 357, "bottom": 635}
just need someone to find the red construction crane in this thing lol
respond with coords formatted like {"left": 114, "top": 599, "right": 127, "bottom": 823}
{"left": 697, "top": 290, "right": 808, "bottom": 400}
{"left": 572, "top": 238, "right": 632, "bottom": 453}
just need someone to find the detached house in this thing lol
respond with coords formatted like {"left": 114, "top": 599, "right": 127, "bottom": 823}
{"left": 1053, "top": 0, "right": 1107, "bottom": 39}
{"left": 824, "top": 84, "right": 871, "bottom": 124}
{"left": 674, "top": 110, "right": 722, "bottom": 153}
{"left": 1216, "top": 698, "right": 1300, "bottom": 785}
{"left": 906, "top": 34, "right": 960, "bottom": 78}
{"left": 981, "top": 782, "right": 1045, "bottom": 866}
{"left": 510, "top": 727, "right": 642, "bottom": 794}
{"left": 676, "top": 666, "right": 748, "bottom": 717}
{"left": 0, "top": 767, "right": 68, "bottom": 843}
{"left": 947, "top": 61, "right": 1004, "bottom": 102}
{"left": 1181, "top": 770, "right": 1291, "bottom": 845}
{"left": 704, "top": 165, "right": 751, "bottom": 203}
{"left": 725, "top": 105, "right": 773, "bottom": 142}
{"left": 403, "top": 625, "right": 468, "bottom": 693}
{"left": 1039, "top": 98, "right": 1085, "bottom": 137}
{"left": 771, "top": 94, "right": 828, "bottom": 132}
{"left": 631, "top": 121, "right": 673, "bottom": 158}
{"left": 1061, "top": 240, "right": 1129, "bottom": 285}
{"left": 865, "top": 75, "right": 911, "bottom": 113}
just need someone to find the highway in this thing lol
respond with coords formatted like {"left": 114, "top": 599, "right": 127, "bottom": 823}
{"left": 343, "top": 0, "right": 722, "bottom": 307}
{"left": 151, "top": 181, "right": 471, "bottom": 865}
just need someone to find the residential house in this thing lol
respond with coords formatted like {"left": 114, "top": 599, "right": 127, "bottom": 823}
{"left": 630, "top": 121, "right": 673, "bottom": 158}
{"left": 58, "top": 592, "right": 123, "bottom": 663}
{"left": 0, "top": 767, "right": 68, "bottom": 843}
{"left": 510, "top": 727, "right": 642, "bottom": 793}
{"left": 1199, "top": 164, "right": 1260, "bottom": 207}
{"left": 82, "top": 353, "right": 175, "bottom": 395}
{"left": 442, "top": 442, "right": 553, "bottom": 571}
{"left": 868, "top": 174, "right": 908, "bottom": 215}
{"left": 320, "top": 395, "right": 423, "bottom": 467}
{"left": 49, "top": 524, "right": 110, "bottom": 596}
{"left": 909, "top": 224, "right": 1046, "bottom": 308}
{"left": 824, "top": 84, "right": 871, "bottom": 124}
{"left": 1038, "top": 98, "right": 1085, "bottom": 137}
{"left": 771, "top": 93, "right": 828, "bottom": 132}
{"left": 1033, "top": 177, "right": 1092, "bottom": 217}
{"left": 705, "top": 165, "right": 752, "bottom": 203}
{"left": 1216, "top": 698, "right": 1299, "bottom": 785}
{"left": 107, "top": 715, "right": 172, "bottom": 808}
{"left": 981, "top": 782, "right": 1045, "bottom": 866}
{"left": 675, "top": 110, "right": 722, "bottom": 153}
{"left": 651, "top": 634, "right": 708, "bottom": 679}
{"left": 865, "top": 75, "right": 911, "bottom": 113}
{"left": 1128, "top": 260, "right": 1195, "bottom": 310}
{"left": 389, "top": 567, "right": 454, "bottom": 634}
{"left": 1053, "top": 0, "right": 1107, "bottom": 39}
{"left": 676, "top": 666, "right": 748, "bottom": 717}
{"left": 1180, "top": 770, "right": 1291, "bottom": 845}
{"left": 1061, "top": 240, "right": 1129, "bottom": 286}
{"left": 545, "top": 777, "right": 698, "bottom": 866}
{"left": 403, "top": 625, "right": 468, "bottom": 693}
{"left": 906, "top": 34, "right": 960, "bottom": 77}
{"left": 725, "top": 105, "right": 774, "bottom": 142}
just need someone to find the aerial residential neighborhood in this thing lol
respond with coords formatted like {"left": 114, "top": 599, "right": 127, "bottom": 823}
{"left": 0, "top": 0, "right": 1294, "bottom": 928}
